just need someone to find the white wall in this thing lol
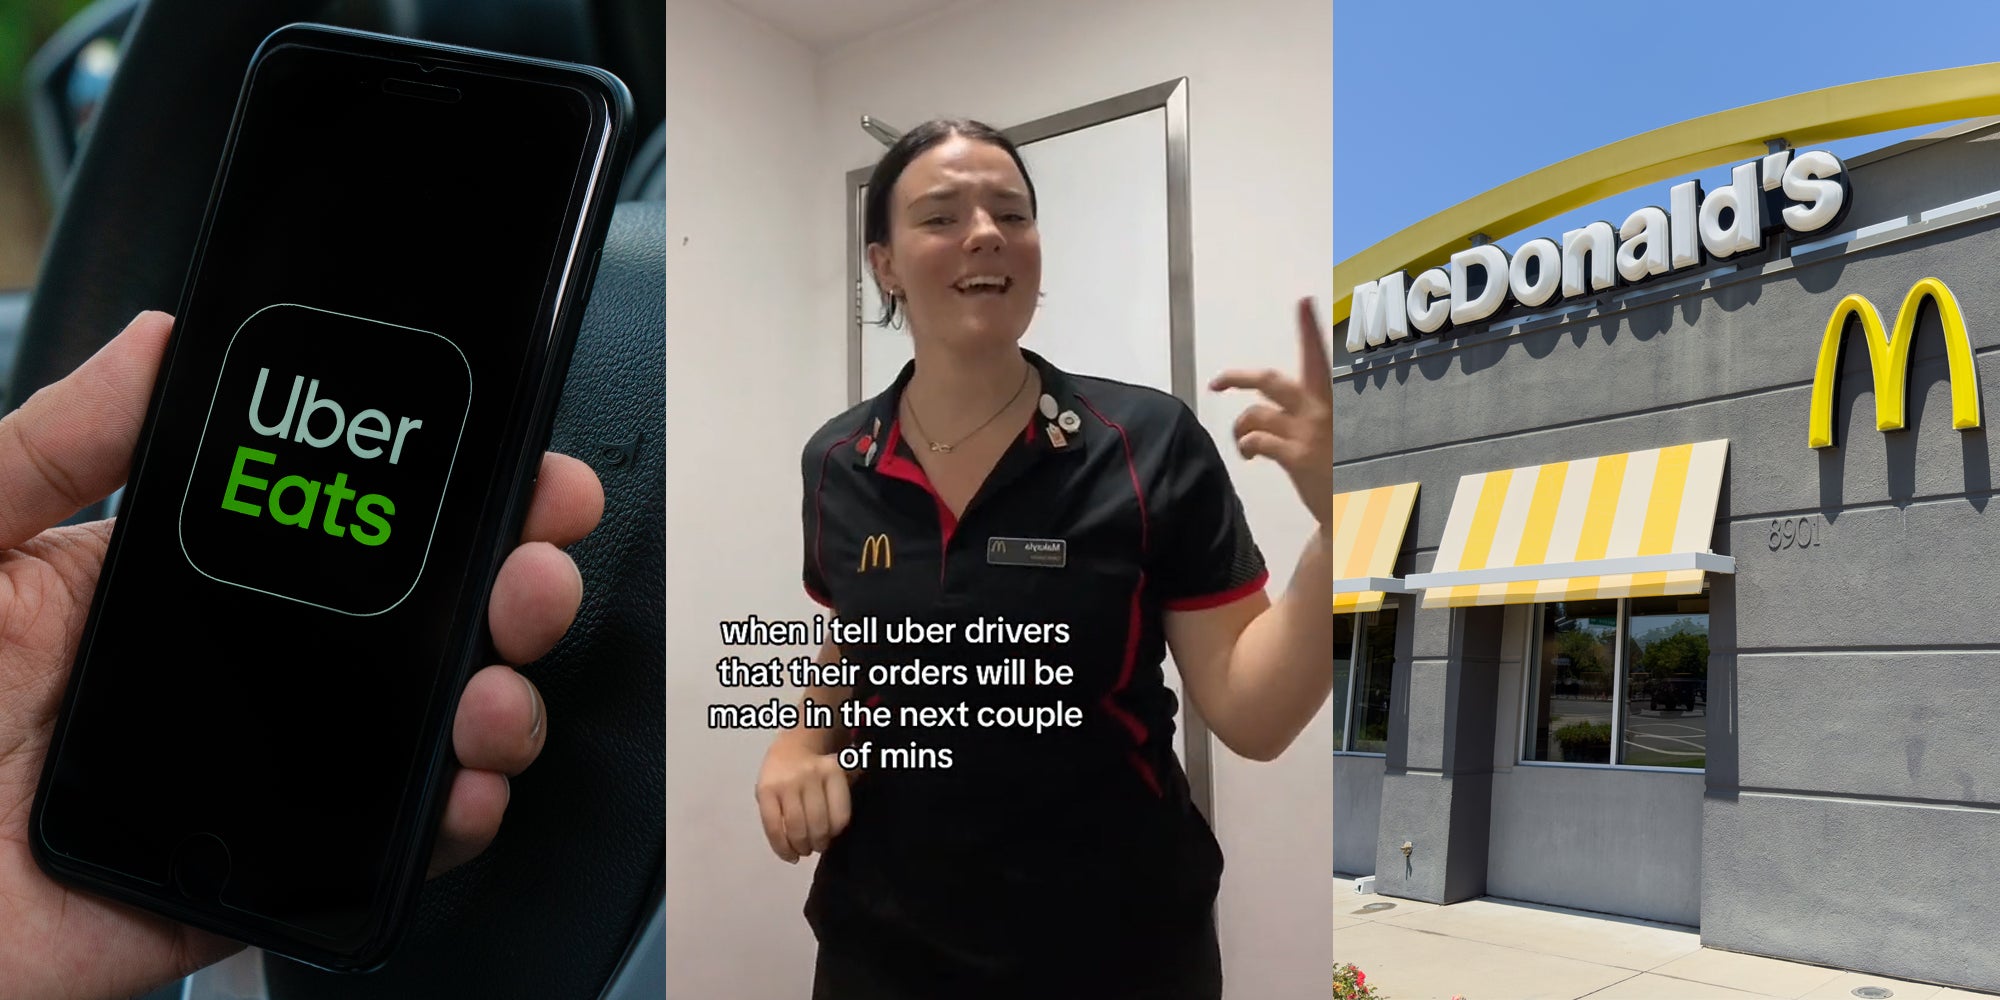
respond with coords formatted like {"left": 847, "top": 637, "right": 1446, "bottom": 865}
{"left": 662, "top": 3, "right": 836, "bottom": 998}
{"left": 666, "top": 0, "right": 1333, "bottom": 996}
{"left": 816, "top": 2, "right": 1333, "bottom": 997}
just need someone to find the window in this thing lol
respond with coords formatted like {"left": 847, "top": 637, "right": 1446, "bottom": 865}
{"left": 1523, "top": 591, "right": 1709, "bottom": 770}
{"left": 1336, "top": 605, "right": 1398, "bottom": 754}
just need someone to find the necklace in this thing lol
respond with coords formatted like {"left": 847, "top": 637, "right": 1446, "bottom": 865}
{"left": 905, "top": 364, "right": 1032, "bottom": 454}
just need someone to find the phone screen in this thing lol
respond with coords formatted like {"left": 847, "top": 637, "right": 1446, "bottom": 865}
{"left": 36, "top": 39, "right": 604, "bottom": 949}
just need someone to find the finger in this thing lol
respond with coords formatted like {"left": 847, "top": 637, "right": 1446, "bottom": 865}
{"left": 521, "top": 452, "right": 603, "bottom": 547}
{"left": 489, "top": 542, "right": 585, "bottom": 664}
{"left": 781, "top": 786, "right": 815, "bottom": 859}
{"left": 427, "top": 768, "right": 510, "bottom": 878}
{"left": 802, "top": 773, "right": 832, "bottom": 854}
{"left": 1208, "top": 367, "right": 1309, "bottom": 412}
{"left": 1232, "top": 403, "right": 1293, "bottom": 443}
{"left": 1238, "top": 430, "right": 1308, "bottom": 466}
{"left": 757, "top": 787, "right": 799, "bottom": 863}
{"left": 824, "top": 766, "right": 853, "bottom": 840}
{"left": 453, "top": 665, "right": 546, "bottom": 775}
{"left": 0, "top": 311, "right": 173, "bottom": 549}
{"left": 1297, "top": 296, "right": 1333, "bottom": 399}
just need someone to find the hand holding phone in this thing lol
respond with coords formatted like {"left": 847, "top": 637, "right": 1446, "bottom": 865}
{"left": 0, "top": 311, "right": 602, "bottom": 999}
{"left": 26, "top": 23, "right": 630, "bottom": 974}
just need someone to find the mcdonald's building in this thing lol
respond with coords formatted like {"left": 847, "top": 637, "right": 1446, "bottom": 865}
{"left": 1333, "top": 69, "right": 2000, "bottom": 992}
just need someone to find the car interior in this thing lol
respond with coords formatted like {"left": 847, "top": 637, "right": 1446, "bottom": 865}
{"left": 3, "top": 0, "right": 666, "bottom": 997}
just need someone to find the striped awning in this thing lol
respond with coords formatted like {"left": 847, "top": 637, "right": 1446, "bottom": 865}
{"left": 1332, "top": 482, "right": 1420, "bottom": 614}
{"left": 1406, "top": 440, "right": 1733, "bottom": 609}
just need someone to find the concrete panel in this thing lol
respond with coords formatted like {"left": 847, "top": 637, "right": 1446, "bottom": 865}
{"left": 1373, "top": 770, "right": 1452, "bottom": 901}
{"left": 1441, "top": 770, "right": 1493, "bottom": 904}
{"left": 1735, "top": 652, "right": 2000, "bottom": 802}
{"left": 1337, "top": 349, "right": 2000, "bottom": 557}
{"left": 1402, "top": 659, "right": 1448, "bottom": 772}
{"left": 1731, "top": 499, "right": 2000, "bottom": 649}
{"left": 1408, "top": 600, "right": 1455, "bottom": 659}
{"left": 1334, "top": 755, "right": 1384, "bottom": 876}
{"left": 1841, "top": 122, "right": 2000, "bottom": 236}
{"left": 1703, "top": 791, "right": 2000, "bottom": 993}
{"left": 1445, "top": 656, "right": 1500, "bottom": 776}
{"left": 1487, "top": 765, "right": 1704, "bottom": 926}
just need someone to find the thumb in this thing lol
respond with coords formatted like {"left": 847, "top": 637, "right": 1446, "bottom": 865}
{"left": 0, "top": 311, "right": 173, "bottom": 548}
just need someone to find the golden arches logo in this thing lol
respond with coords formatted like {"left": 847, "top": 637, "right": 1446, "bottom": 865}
{"left": 858, "top": 534, "right": 892, "bottom": 572}
{"left": 1808, "top": 277, "right": 1982, "bottom": 449}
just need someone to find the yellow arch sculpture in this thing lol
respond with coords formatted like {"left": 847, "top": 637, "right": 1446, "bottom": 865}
{"left": 1333, "top": 62, "right": 2000, "bottom": 327}
{"left": 1808, "top": 277, "right": 1981, "bottom": 449}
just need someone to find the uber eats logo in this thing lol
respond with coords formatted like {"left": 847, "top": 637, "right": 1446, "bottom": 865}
{"left": 179, "top": 304, "right": 472, "bottom": 616}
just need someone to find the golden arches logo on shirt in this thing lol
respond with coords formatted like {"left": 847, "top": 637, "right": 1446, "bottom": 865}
{"left": 1807, "top": 277, "right": 1982, "bottom": 449}
{"left": 858, "top": 533, "right": 892, "bottom": 572}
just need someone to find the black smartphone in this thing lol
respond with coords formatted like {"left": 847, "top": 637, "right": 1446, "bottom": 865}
{"left": 29, "top": 23, "right": 631, "bottom": 971}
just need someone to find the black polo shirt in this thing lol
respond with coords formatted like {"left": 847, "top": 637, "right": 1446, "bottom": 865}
{"left": 797, "top": 349, "right": 1268, "bottom": 990}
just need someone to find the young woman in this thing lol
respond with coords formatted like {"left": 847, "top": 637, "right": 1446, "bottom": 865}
{"left": 757, "top": 119, "right": 1333, "bottom": 998}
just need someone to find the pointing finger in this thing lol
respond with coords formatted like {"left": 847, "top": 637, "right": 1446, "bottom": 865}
{"left": 1297, "top": 296, "right": 1332, "bottom": 399}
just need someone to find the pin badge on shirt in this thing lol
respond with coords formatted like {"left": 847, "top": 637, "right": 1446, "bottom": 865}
{"left": 1057, "top": 410, "right": 1081, "bottom": 433}
{"left": 1039, "top": 393, "right": 1058, "bottom": 420}
{"left": 1047, "top": 422, "right": 1068, "bottom": 448}
{"left": 987, "top": 536, "right": 1066, "bottom": 568}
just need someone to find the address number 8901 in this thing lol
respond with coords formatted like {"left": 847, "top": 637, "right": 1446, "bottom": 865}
{"left": 1769, "top": 516, "right": 1822, "bottom": 551}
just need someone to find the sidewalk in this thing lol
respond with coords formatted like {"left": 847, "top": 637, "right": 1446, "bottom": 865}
{"left": 1332, "top": 877, "right": 2000, "bottom": 1000}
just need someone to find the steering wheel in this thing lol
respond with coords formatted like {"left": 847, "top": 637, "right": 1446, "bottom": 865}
{"left": 10, "top": 0, "right": 666, "bottom": 997}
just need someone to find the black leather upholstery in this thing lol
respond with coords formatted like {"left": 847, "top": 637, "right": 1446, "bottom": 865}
{"left": 623, "top": 121, "right": 666, "bottom": 204}
{"left": 7, "top": 0, "right": 329, "bottom": 423}
{"left": 265, "top": 199, "right": 665, "bottom": 1000}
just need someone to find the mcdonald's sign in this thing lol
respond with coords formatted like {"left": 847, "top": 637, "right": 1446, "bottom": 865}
{"left": 858, "top": 533, "right": 892, "bottom": 573}
{"left": 1808, "top": 277, "right": 1983, "bottom": 449}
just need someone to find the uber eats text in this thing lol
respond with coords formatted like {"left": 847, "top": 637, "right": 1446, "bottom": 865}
{"left": 708, "top": 614, "right": 1082, "bottom": 770}
{"left": 219, "top": 369, "right": 421, "bottom": 546}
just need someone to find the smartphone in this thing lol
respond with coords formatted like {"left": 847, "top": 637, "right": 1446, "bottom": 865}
{"left": 29, "top": 23, "right": 631, "bottom": 971}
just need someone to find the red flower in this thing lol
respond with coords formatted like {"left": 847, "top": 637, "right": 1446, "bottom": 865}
{"left": 1356, "top": 970, "right": 1366, "bottom": 985}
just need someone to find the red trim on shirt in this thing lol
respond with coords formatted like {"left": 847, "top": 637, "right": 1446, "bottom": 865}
{"left": 804, "top": 583, "right": 834, "bottom": 609}
{"left": 874, "top": 419, "right": 959, "bottom": 548}
{"left": 813, "top": 430, "right": 860, "bottom": 598}
{"left": 1163, "top": 569, "right": 1271, "bottom": 612}
{"left": 1077, "top": 395, "right": 1162, "bottom": 796}
{"left": 1101, "top": 575, "right": 1151, "bottom": 745}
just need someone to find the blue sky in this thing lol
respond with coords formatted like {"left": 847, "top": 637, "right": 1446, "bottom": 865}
{"left": 1334, "top": 1, "right": 2000, "bottom": 264}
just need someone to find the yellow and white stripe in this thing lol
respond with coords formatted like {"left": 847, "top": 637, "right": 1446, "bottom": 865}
{"left": 1421, "top": 440, "right": 1728, "bottom": 609}
{"left": 1332, "top": 482, "right": 1420, "bottom": 613}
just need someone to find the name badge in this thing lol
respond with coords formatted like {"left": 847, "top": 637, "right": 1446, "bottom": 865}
{"left": 986, "top": 537, "right": 1066, "bottom": 568}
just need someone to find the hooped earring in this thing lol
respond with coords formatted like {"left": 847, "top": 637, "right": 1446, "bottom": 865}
{"left": 886, "top": 288, "right": 905, "bottom": 330}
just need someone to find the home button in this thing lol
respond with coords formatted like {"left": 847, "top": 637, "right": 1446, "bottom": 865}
{"left": 169, "top": 833, "right": 231, "bottom": 902}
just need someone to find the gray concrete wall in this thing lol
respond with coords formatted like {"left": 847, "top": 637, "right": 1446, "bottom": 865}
{"left": 1486, "top": 766, "right": 1704, "bottom": 927}
{"left": 1335, "top": 124, "right": 2000, "bottom": 990}
{"left": 1333, "top": 755, "right": 1383, "bottom": 876}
